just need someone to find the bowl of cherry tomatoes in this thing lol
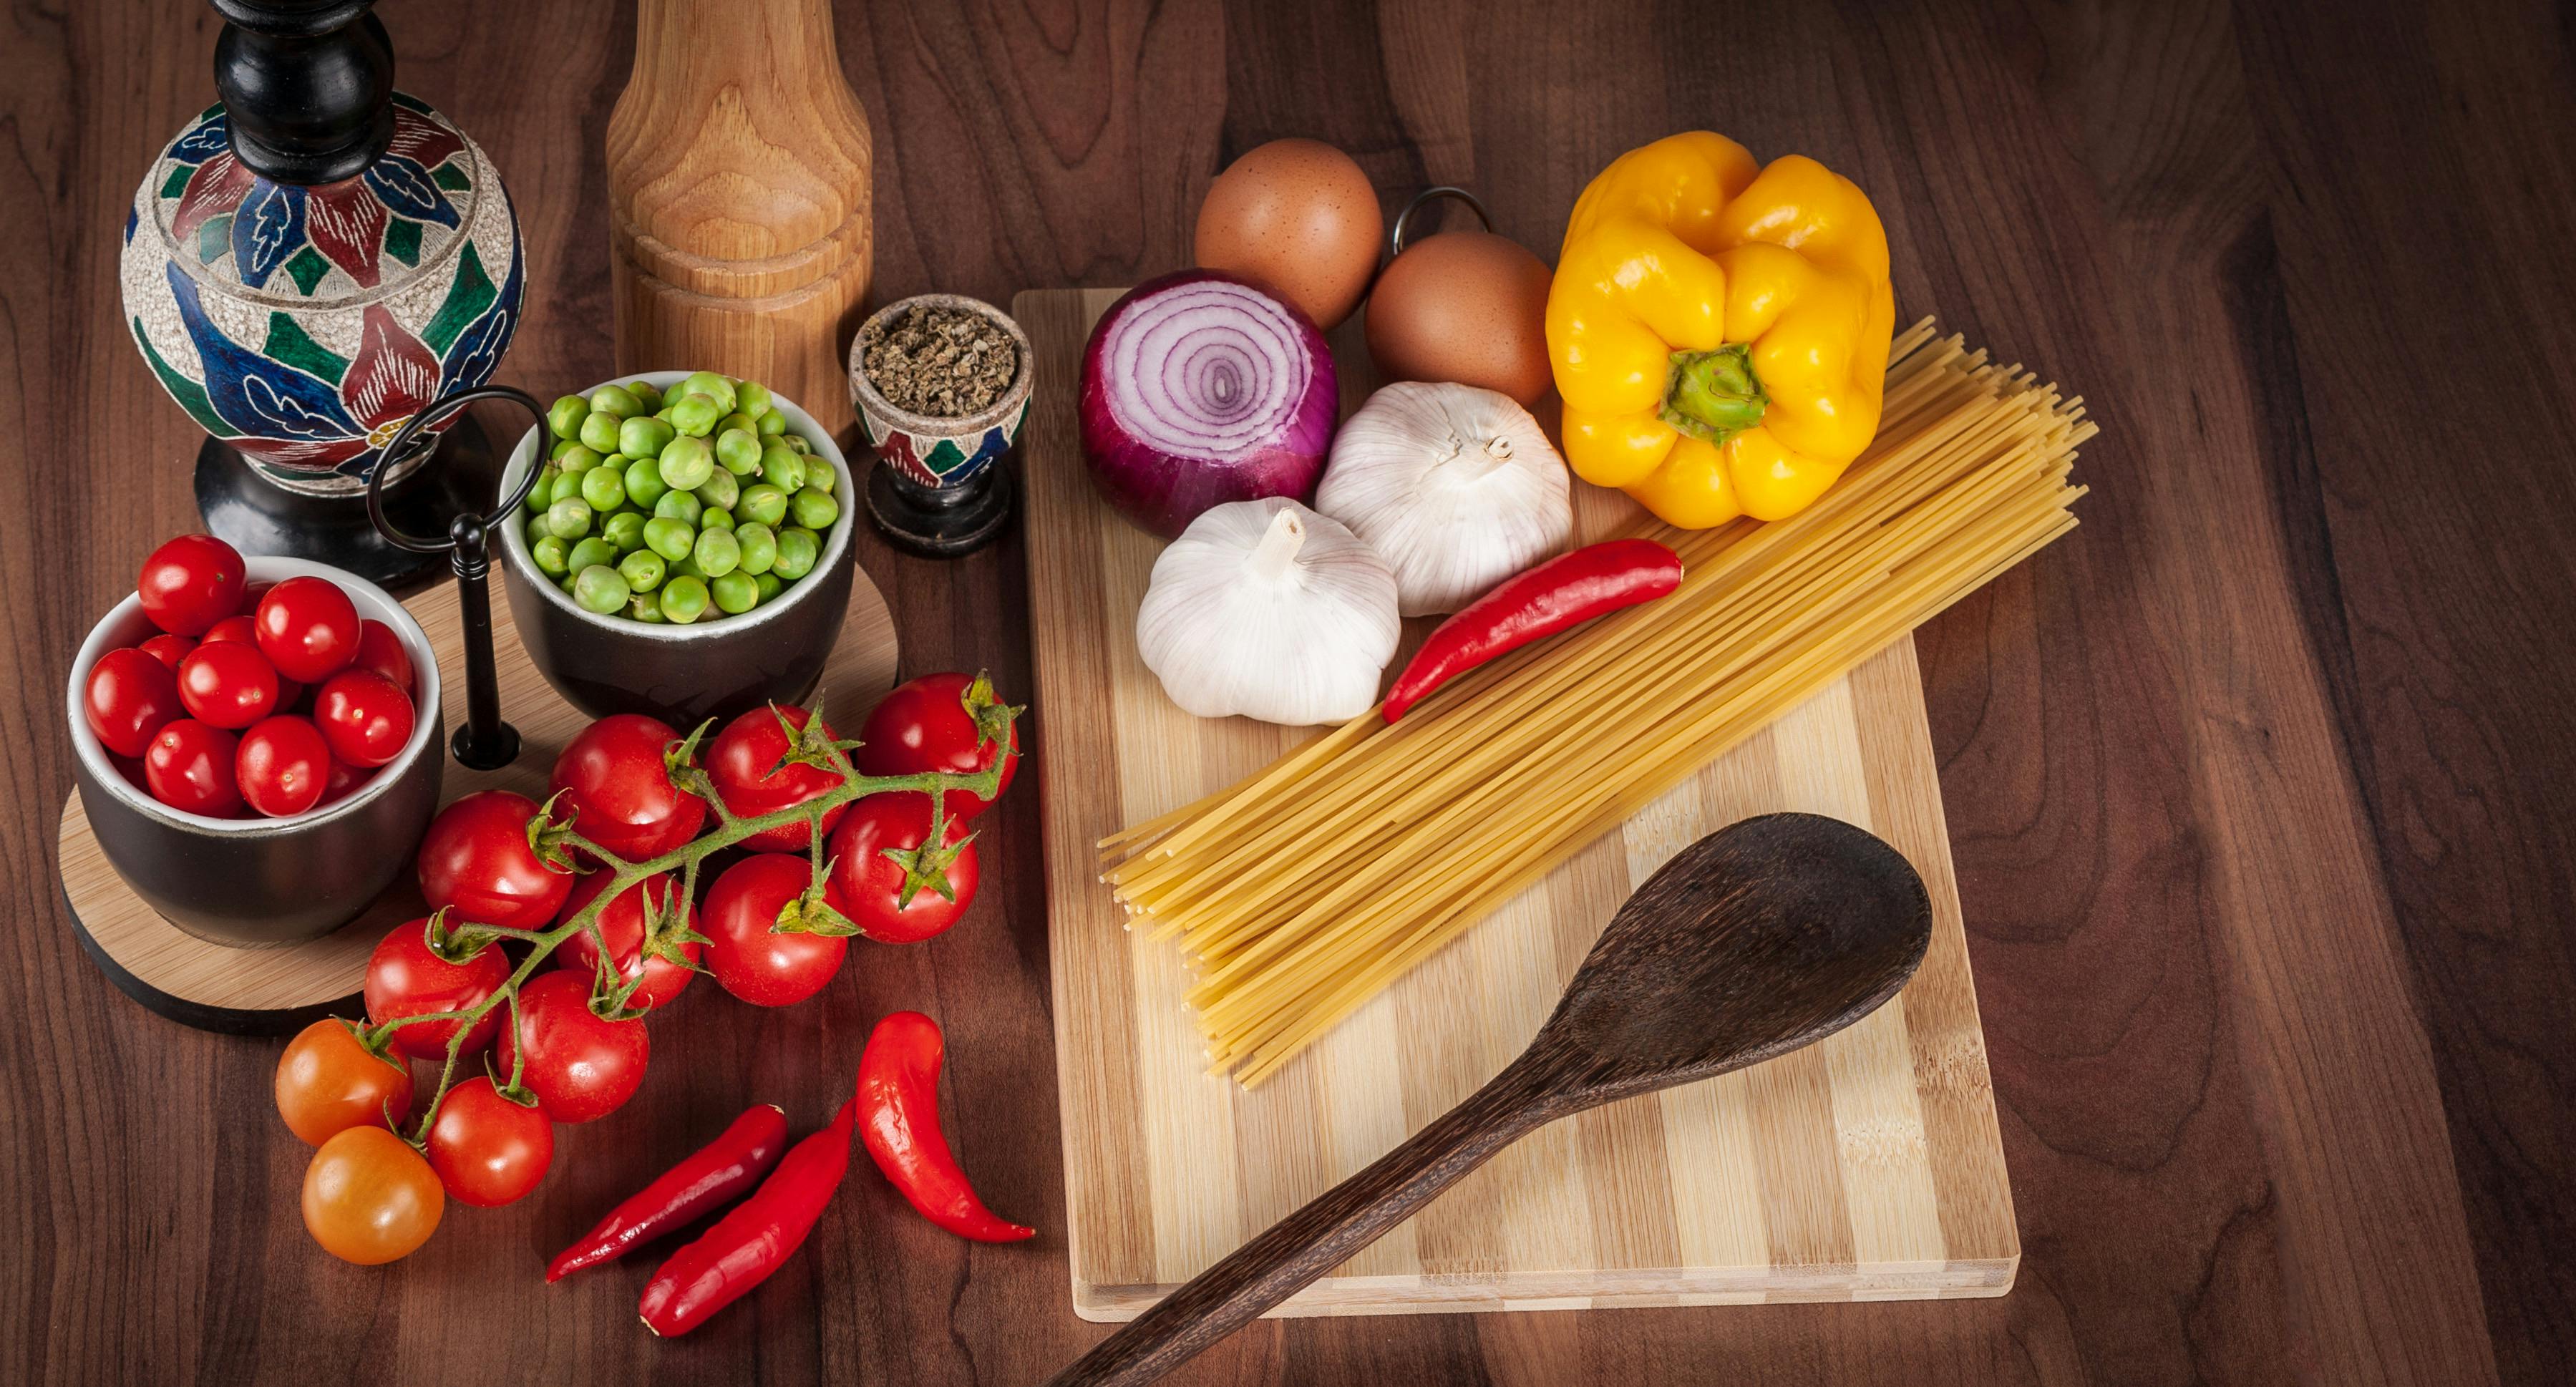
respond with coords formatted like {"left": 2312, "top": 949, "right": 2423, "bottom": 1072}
{"left": 67, "top": 536, "right": 443, "bottom": 947}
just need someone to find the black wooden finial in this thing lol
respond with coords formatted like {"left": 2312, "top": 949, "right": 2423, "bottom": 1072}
{"left": 210, "top": 0, "right": 395, "bottom": 185}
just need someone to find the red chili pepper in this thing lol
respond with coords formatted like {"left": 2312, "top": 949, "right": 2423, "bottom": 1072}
{"left": 637, "top": 1100, "right": 856, "bottom": 1336}
{"left": 547, "top": 1103, "right": 789, "bottom": 1282}
{"left": 1381, "top": 538, "right": 1684, "bottom": 723}
{"left": 857, "top": 1011, "right": 1036, "bottom": 1243}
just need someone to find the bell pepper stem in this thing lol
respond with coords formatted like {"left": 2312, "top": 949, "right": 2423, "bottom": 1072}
{"left": 1660, "top": 344, "right": 1768, "bottom": 446}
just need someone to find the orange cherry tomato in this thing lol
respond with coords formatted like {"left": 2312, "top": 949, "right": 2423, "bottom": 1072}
{"left": 302, "top": 1126, "right": 444, "bottom": 1265}
{"left": 275, "top": 1019, "right": 414, "bottom": 1147}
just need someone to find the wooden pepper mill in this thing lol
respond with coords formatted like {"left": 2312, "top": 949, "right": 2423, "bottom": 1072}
{"left": 606, "top": 0, "right": 872, "bottom": 434}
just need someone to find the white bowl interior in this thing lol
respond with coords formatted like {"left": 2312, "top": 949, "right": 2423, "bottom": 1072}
{"left": 497, "top": 370, "right": 857, "bottom": 643}
{"left": 65, "top": 555, "right": 443, "bottom": 834}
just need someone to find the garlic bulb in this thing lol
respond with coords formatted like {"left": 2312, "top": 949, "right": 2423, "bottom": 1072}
{"left": 1314, "top": 382, "right": 1572, "bottom": 616}
{"left": 1137, "top": 497, "right": 1400, "bottom": 726}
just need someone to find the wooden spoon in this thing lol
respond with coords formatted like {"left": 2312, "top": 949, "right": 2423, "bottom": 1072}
{"left": 1045, "top": 812, "right": 1935, "bottom": 1387}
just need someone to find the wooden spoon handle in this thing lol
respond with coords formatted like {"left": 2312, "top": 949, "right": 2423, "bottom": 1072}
{"left": 1044, "top": 1066, "right": 1561, "bottom": 1387}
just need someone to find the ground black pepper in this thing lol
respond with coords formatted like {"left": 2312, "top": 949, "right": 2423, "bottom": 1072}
{"left": 860, "top": 305, "right": 1019, "bottom": 418}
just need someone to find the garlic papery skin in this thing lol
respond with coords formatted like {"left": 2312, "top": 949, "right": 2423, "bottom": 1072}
{"left": 1137, "top": 497, "right": 1401, "bottom": 726}
{"left": 1314, "top": 381, "right": 1572, "bottom": 616}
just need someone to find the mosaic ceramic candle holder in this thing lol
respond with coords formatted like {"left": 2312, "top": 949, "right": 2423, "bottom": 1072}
{"left": 848, "top": 293, "right": 1032, "bottom": 557}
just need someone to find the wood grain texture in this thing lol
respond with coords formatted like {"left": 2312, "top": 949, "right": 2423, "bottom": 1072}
{"left": 4, "top": 1, "right": 2569, "bottom": 1383}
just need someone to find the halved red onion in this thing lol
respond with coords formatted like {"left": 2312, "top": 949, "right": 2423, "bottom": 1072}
{"left": 1079, "top": 270, "right": 1338, "bottom": 537}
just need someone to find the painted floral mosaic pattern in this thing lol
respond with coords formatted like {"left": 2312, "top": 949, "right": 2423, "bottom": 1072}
{"left": 120, "top": 95, "right": 522, "bottom": 477}
{"left": 861, "top": 397, "right": 1029, "bottom": 487}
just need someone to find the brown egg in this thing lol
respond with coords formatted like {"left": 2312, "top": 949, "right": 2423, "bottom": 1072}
{"left": 1194, "top": 139, "right": 1382, "bottom": 331}
{"left": 1364, "top": 229, "right": 1555, "bottom": 406}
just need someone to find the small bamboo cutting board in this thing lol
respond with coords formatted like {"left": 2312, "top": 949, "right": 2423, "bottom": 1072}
{"left": 1015, "top": 288, "right": 2017, "bottom": 1320}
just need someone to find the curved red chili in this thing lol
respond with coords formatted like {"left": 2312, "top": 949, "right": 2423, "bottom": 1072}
{"left": 857, "top": 1011, "right": 1036, "bottom": 1243}
{"left": 638, "top": 1100, "right": 856, "bottom": 1336}
{"left": 1382, "top": 538, "right": 1683, "bottom": 722}
{"left": 548, "top": 1103, "right": 789, "bottom": 1282}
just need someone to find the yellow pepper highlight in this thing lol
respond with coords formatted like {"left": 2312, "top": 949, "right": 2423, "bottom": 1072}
{"left": 1546, "top": 132, "right": 1895, "bottom": 528}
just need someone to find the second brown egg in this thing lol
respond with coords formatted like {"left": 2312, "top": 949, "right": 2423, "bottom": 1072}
{"left": 1364, "top": 228, "right": 1555, "bottom": 406}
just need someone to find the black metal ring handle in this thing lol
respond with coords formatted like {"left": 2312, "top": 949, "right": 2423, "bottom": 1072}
{"left": 1389, "top": 185, "right": 1493, "bottom": 258}
{"left": 368, "top": 384, "right": 548, "bottom": 553}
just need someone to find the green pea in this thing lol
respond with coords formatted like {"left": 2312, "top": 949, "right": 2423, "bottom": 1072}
{"left": 737, "top": 381, "right": 774, "bottom": 419}
{"left": 669, "top": 552, "right": 706, "bottom": 581}
{"left": 531, "top": 534, "right": 570, "bottom": 576}
{"left": 619, "top": 414, "right": 676, "bottom": 460}
{"left": 524, "top": 468, "right": 556, "bottom": 512}
{"left": 660, "top": 575, "right": 711, "bottom": 625}
{"left": 546, "top": 496, "right": 594, "bottom": 540}
{"left": 567, "top": 537, "right": 619, "bottom": 573}
{"left": 626, "top": 380, "right": 664, "bottom": 412}
{"left": 653, "top": 490, "right": 703, "bottom": 526}
{"left": 694, "top": 468, "right": 739, "bottom": 511}
{"left": 548, "top": 394, "right": 590, "bottom": 440}
{"left": 700, "top": 506, "right": 734, "bottom": 532}
{"left": 556, "top": 444, "right": 603, "bottom": 478}
{"left": 573, "top": 564, "right": 631, "bottom": 614}
{"left": 643, "top": 516, "right": 696, "bottom": 563}
{"left": 802, "top": 457, "right": 837, "bottom": 495}
{"left": 694, "top": 527, "right": 742, "bottom": 578}
{"left": 578, "top": 409, "right": 624, "bottom": 454}
{"left": 602, "top": 510, "right": 648, "bottom": 553}
{"left": 658, "top": 434, "right": 715, "bottom": 490}
{"left": 679, "top": 371, "right": 737, "bottom": 416}
{"left": 628, "top": 590, "right": 666, "bottom": 623}
{"left": 668, "top": 392, "right": 721, "bottom": 438}
{"left": 734, "top": 521, "right": 778, "bottom": 575}
{"left": 772, "top": 526, "right": 820, "bottom": 580}
{"left": 580, "top": 465, "right": 627, "bottom": 512}
{"left": 526, "top": 513, "right": 553, "bottom": 548}
{"left": 550, "top": 437, "right": 582, "bottom": 461}
{"left": 716, "top": 427, "right": 764, "bottom": 475}
{"left": 789, "top": 486, "right": 840, "bottom": 530}
{"left": 757, "top": 411, "right": 788, "bottom": 437}
{"left": 618, "top": 548, "right": 666, "bottom": 593}
{"left": 561, "top": 576, "right": 579, "bottom": 598}
{"left": 623, "top": 456, "right": 668, "bottom": 508}
{"left": 753, "top": 571, "right": 784, "bottom": 603}
{"left": 711, "top": 570, "right": 759, "bottom": 615}
{"left": 738, "top": 482, "right": 789, "bottom": 527}
{"left": 757, "top": 442, "right": 807, "bottom": 493}
{"left": 589, "top": 384, "right": 643, "bottom": 420}
{"left": 781, "top": 434, "right": 811, "bottom": 455}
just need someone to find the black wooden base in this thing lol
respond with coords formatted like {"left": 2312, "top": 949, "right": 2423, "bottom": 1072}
{"left": 865, "top": 457, "right": 1017, "bottom": 558}
{"left": 193, "top": 413, "right": 500, "bottom": 590}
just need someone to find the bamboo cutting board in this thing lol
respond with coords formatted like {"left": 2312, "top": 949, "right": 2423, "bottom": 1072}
{"left": 1015, "top": 288, "right": 2016, "bottom": 1320}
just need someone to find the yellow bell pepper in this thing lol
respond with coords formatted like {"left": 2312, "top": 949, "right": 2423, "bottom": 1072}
{"left": 1546, "top": 132, "right": 1895, "bottom": 528}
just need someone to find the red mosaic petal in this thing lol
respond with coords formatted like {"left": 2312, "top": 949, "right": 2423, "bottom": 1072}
{"left": 170, "top": 150, "right": 253, "bottom": 242}
{"left": 341, "top": 305, "right": 441, "bottom": 432}
{"left": 386, "top": 106, "right": 465, "bottom": 172}
{"left": 235, "top": 434, "right": 369, "bottom": 470}
{"left": 303, "top": 177, "right": 389, "bottom": 289}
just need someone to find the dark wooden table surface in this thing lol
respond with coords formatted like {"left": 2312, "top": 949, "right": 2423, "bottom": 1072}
{"left": 6, "top": 1, "right": 2571, "bottom": 1383}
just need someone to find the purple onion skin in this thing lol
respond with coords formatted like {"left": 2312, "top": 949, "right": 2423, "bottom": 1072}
{"left": 1079, "top": 269, "right": 1339, "bottom": 537}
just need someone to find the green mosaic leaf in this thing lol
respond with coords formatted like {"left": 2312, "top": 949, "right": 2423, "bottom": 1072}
{"left": 421, "top": 243, "right": 495, "bottom": 355}
{"left": 926, "top": 437, "right": 970, "bottom": 474}
{"left": 132, "top": 318, "right": 239, "bottom": 438}
{"left": 197, "top": 213, "right": 233, "bottom": 265}
{"left": 261, "top": 312, "right": 349, "bottom": 385}
{"left": 160, "top": 165, "right": 193, "bottom": 199}
{"left": 432, "top": 162, "right": 472, "bottom": 192}
{"left": 284, "top": 245, "right": 332, "bottom": 296}
{"left": 199, "top": 100, "right": 225, "bottom": 120}
{"left": 383, "top": 217, "right": 422, "bottom": 267}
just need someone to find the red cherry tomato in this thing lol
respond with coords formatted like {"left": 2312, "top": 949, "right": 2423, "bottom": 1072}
{"left": 200, "top": 615, "right": 256, "bottom": 646}
{"left": 175, "top": 641, "right": 280, "bottom": 729}
{"left": 548, "top": 714, "right": 706, "bottom": 863}
{"left": 321, "top": 758, "right": 374, "bottom": 805}
{"left": 704, "top": 853, "right": 847, "bottom": 1006}
{"left": 136, "top": 534, "right": 246, "bottom": 637}
{"left": 825, "top": 794, "right": 979, "bottom": 943}
{"left": 416, "top": 790, "right": 574, "bottom": 929}
{"left": 552, "top": 870, "right": 699, "bottom": 1011}
{"left": 254, "top": 575, "right": 361, "bottom": 683}
{"left": 349, "top": 619, "right": 415, "bottom": 699}
{"left": 496, "top": 970, "right": 648, "bottom": 1124}
{"left": 314, "top": 668, "right": 414, "bottom": 769}
{"left": 236, "top": 715, "right": 334, "bottom": 817}
{"left": 138, "top": 633, "right": 196, "bottom": 673}
{"left": 363, "top": 915, "right": 511, "bottom": 1061}
{"left": 84, "top": 647, "right": 183, "bottom": 758}
{"left": 143, "top": 719, "right": 243, "bottom": 816}
{"left": 707, "top": 704, "right": 847, "bottom": 852}
{"left": 424, "top": 1076, "right": 555, "bottom": 1207}
{"left": 855, "top": 671, "right": 1021, "bottom": 822}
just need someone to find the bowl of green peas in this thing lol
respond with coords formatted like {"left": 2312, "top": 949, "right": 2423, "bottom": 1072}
{"left": 497, "top": 370, "right": 857, "bottom": 726}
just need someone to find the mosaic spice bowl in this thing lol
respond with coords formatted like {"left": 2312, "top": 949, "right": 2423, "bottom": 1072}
{"left": 845, "top": 294, "right": 1034, "bottom": 490}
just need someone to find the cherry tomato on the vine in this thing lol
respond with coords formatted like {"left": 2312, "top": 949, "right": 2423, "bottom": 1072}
{"left": 423, "top": 1076, "right": 554, "bottom": 1207}
{"left": 303, "top": 1125, "right": 442, "bottom": 1265}
{"left": 825, "top": 793, "right": 980, "bottom": 943}
{"left": 855, "top": 671, "right": 1021, "bottom": 822}
{"left": 175, "top": 641, "right": 281, "bottom": 729}
{"left": 548, "top": 714, "right": 706, "bottom": 862}
{"left": 707, "top": 703, "right": 848, "bottom": 852}
{"left": 253, "top": 575, "right": 361, "bottom": 683}
{"left": 143, "top": 719, "right": 242, "bottom": 816}
{"left": 274, "top": 1018, "right": 413, "bottom": 1147}
{"left": 552, "top": 870, "right": 699, "bottom": 1012}
{"left": 84, "top": 646, "right": 183, "bottom": 758}
{"left": 136, "top": 534, "right": 246, "bottom": 637}
{"left": 314, "top": 668, "right": 414, "bottom": 769}
{"left": 349, "top": 618, "right": 415, "bottom": 699}
{"left": 236, "top": 714, "right": 334, "bottom": 817}
{"left": 416, "top": 790, "right": 573, "bottom": 929}
{"left": 364, "top": 917, "right": 510, "bottom": 1062}
{"left": 497, "top": 970, "right": 649, "bottom": 1124}
{"left": 704, "top": 852, "right": 847, "bottom": 1006}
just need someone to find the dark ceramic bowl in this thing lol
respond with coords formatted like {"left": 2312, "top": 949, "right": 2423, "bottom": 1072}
{"left": 496, "top": 372, "right": 858, "bottom": 727}
{"left": 67, "top": 558, "right": 444, "bottom": 947}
